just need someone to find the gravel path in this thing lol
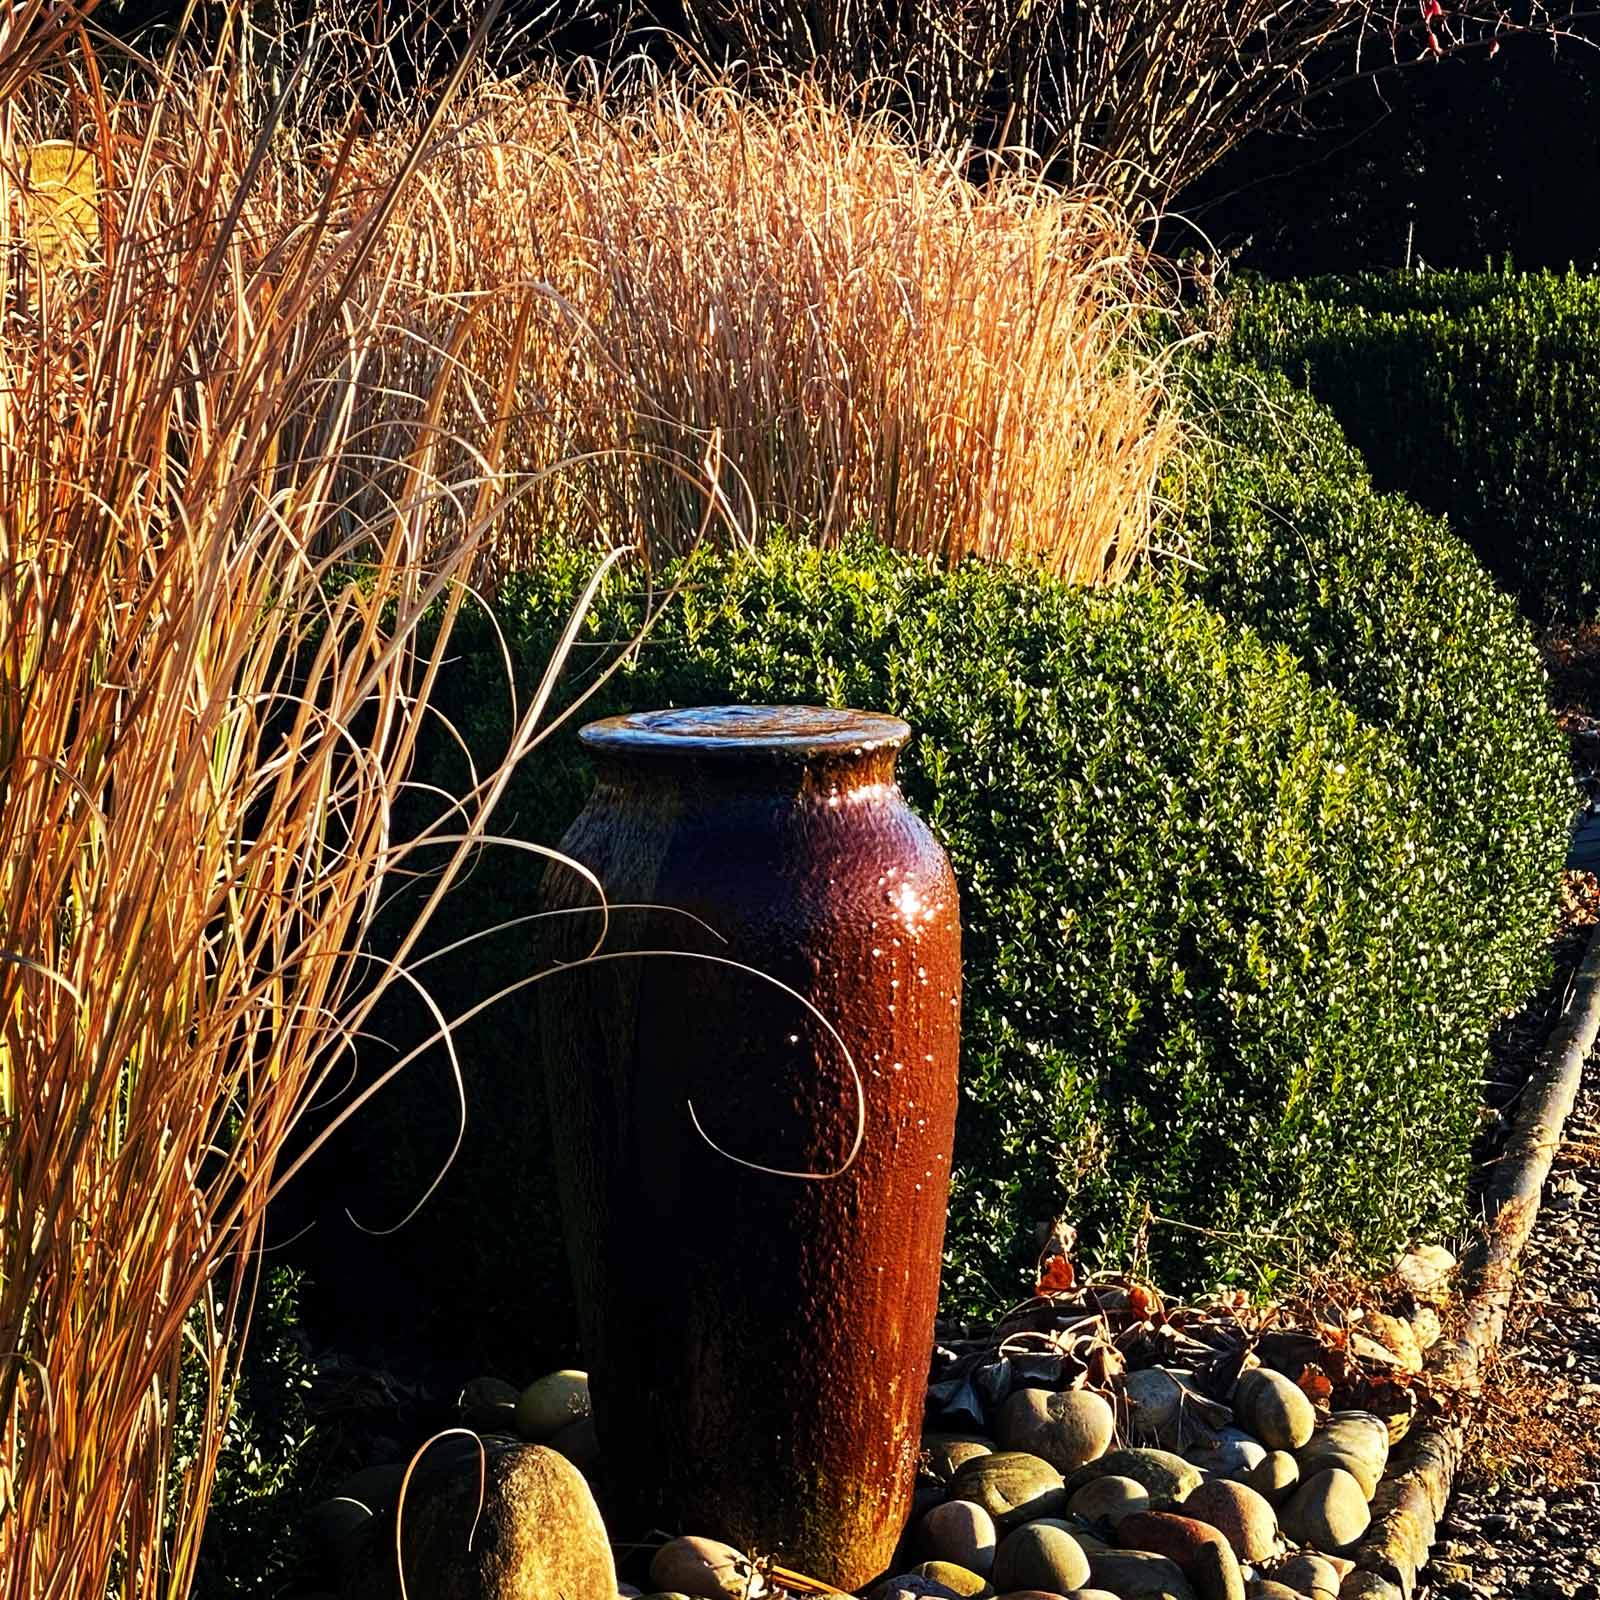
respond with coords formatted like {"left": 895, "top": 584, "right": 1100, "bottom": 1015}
{"left": 1417, "top": 1050, "right": 1600, "bottom": 1600}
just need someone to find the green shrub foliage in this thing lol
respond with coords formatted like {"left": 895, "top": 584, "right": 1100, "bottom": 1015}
{"left": 1173, "top": 354, "right": 1571, "bottom": 1026}
{"left": 1224, "top": 269, "right": 1600, "bottom": 620}
{"left": 331, "top": 535, "right": 1555, "bottom": 1336}
{"left": 172, "top": 1268, "right": 316, "bottom": 1595}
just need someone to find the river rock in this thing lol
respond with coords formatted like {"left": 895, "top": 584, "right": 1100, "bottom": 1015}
{"left": 950, "top": 1452, "right": 1069, "bottom": 1532}
{"left": 362, "top": 1441, "right": 615, "bottom": 1600}
{"left": 1115, "top": 1511, "right": 1244, "bottom": 1600}
{"left": 307, "top": 1493, "right": 373, "bottom": 1580}
{"left": 1240, "top": 1451, "right": 1298, "bottom": 1505}
{"left": 1187, "top": 1428, "right": 1267, "bottom": 1480}
{"left": 997, "top": 1388, "right": 1115, "bottom": 1474}
{"left": 1068, "top": 1474, "right": 1151, "bottom": 1527}
{"left": 1279, "top": 1468, "right": 1370, "bottom": 1554}
{"left": 1066, "top": 1447, "right": 1203, "bottom": 1509}
{"left": 870, "top": 1579, "right": 963, "bottom": 1600}
{"left": 912, "top": 1561, "right": 994, "bottom": 1596}
{"left": 549, "top": 1415, "right": 601, "bottom": 1473}
{"left": 1085, "top": 1546, "right": 1198, "bottom": 1598}
{"left": 1338, "top": 1573, "right": 1403, "bottom": 1600}
{"left": 993, "top": 1520, "right": 1091, "bottom": 1593}
{"left": 1123, "top": 1368, "right": 1187, "bottom": 1447}
{"left": 1358, "top": 1313, "right": 1422, "bottom": 1373}
{"left": 1393, "top": 1243, "right": 1455, "bottom": 1297}
{"left": 1245, "top": 1584, "right": 1310, "bottom": 1600}
{"left": 991, "top": 1594, "right": 1104, "bottom": 1600}
{"left": 921, "top": 1499, "right": 999, "bottom": 1575}
{"left": 1263, "top": 1552, "right": 1340, "bottom": 1596}
{"left": 1410, "top": 1305, "right": 1442, "bottom": 1351}
{"left": 458, "top": 1376, "right": 521, "bottom": 1430}
{"left": 334, "top": 1464, "right": 406, "bottom": 1513}
{"left": 1232, "top": 1372, "right": 1315, "bottom": 1452}
{"left": 1294, "top": 1414, "right": 1388, "bottom": 1500}
{"left": 1179, "top": 1478, "right": 1281, "bottom": 1563}
{"left": 650, "top": 1536, "right": 767, "bottom": 1599}
{"left": 925, "top": 1434, "right": 999, "bottom": 1482}
{"left": 513, "top": 1369, "right": 591, "bottom": 1442}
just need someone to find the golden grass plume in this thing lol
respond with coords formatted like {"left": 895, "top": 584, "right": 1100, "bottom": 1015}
{"left": 0, "top": 10, "right": 630, "bottom": 1593}
{"left": 348, "top": 71, "right": 1176, "bottom": 581}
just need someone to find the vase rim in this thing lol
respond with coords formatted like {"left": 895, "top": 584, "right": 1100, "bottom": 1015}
{"left": 579, "top": 704, "right": 910, "bottom": 763}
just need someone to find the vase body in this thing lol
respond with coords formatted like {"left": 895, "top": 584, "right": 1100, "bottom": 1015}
{"left": 538, "top": 705, "right": 961, "bottom": 1589}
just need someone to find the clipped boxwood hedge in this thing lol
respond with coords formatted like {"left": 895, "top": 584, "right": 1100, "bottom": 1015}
{"left": 1172, "top": 354, "right": 1571, "bottom": 1026}
{"left": 1224, "top": 269, "right": 1600, "bottom": 620}
{"left": 303, "top": 533, "right": 1553, "bottom": 1362}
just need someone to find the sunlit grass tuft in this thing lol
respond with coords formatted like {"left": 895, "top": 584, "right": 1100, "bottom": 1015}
{"left": 0, "top": 9, "right": 615, "bottom": 1595}
{"left": 348, "top": 72, "right": 1176, "bottom": 581}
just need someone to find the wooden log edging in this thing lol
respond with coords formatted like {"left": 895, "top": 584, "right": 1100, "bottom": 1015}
{"left": 1340, "top": 924, "right": 1600, "bottom": 1600}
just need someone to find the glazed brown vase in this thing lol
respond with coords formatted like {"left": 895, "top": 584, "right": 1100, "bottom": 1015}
{"left": 538, "top": 705, "right": 961, "bottom": 1589}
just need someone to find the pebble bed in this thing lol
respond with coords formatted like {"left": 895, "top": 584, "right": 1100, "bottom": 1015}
{"left": 303, "top": 1266, "right": 1459, "bottom": 1600}
{"left": 293, "top": 905, "right": 1600, "bottom": 1600}
{"left": 1417, "top": 1054, "right": 1600, "bottom": 1600}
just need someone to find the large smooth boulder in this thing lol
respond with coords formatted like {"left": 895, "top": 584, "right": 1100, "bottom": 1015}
{"left": 949, "top": 1452, "right": 1069, "bottom": 1532}
{"left": 924, "top": 1434, "right": 998, "bottom": 1482}
{"left": 1240, "top": 1451, "right": 1298, "bottom": 1506}
{"left": 1232, "top": 1371, "right": 1315, "bottom": 1453}
{"left": 992, "top": 1520, "right": 1092, "bottom": 1592}
{"left": 513, "top": 1369, "right": 592, "bottom": 1442}
{"left": 1279, "top": 1468, "right": 1371, "bottom": 1555}
{"left": 1294, "top": 1413, "right": 1389, "bottom": 1500}
{"left": 1066, "top": 1447, "right": 1203, "bottom": 1509}
{"left": 997, "top": 1388, "right": 1116, "bottom": 1473}
{"left": 1085, "top": 1546, "right": 1197, "bottom": 1598}
{"left": 650, "top": 1537, "right": 768, "bottom": 1599}
{"left": 347, "top": 1439, "right": 616, "bottom": 1600}
{"left": 1115, "top": 1512, "right": 1244, "bottom": 1600}
{"left": 1067, "top": 1474, "right": 1151, "bottom": 1527}
{"left": 1179, "top": 1479, "right": 1281, "bottom": 1563}
{"left": 919, "top": 1500, "right": 999, "bottom": 1576}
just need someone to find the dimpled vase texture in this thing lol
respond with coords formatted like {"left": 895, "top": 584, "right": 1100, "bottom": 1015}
{"left": 538, "top": 706, "right": 962, "bottom": 1589}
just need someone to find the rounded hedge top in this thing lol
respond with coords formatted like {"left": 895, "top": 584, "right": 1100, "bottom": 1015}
{"left": 1173, "top": 352, "right": 1570, "bottom": 1026}
{"left": 310, "top": 386, "right": 1569, "bottom": 1361}
{"left": 361, "top": 533, "right": 1522, "bottom": 1325}
{"left": 1223, "top": 272, "right": 1600, "bottom": 621}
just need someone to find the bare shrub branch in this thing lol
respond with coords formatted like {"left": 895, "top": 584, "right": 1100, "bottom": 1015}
{"left": 666, "top": 0, "right": 1600, "bottom": 206}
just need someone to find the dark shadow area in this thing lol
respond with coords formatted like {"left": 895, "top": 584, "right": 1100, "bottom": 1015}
{"left": 1171, "top": 32, "right": 1600, "bottom": 274}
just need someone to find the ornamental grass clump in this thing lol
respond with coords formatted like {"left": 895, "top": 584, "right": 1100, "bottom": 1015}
{"left": 348, "top": 74, "right": 1174, "bottom": 582}
{"left": 0, "top": 11, "right": 608, "bottom": 1595}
